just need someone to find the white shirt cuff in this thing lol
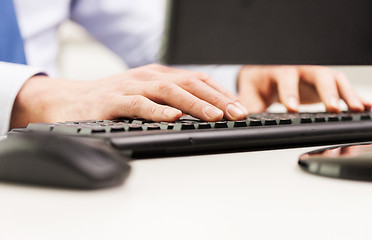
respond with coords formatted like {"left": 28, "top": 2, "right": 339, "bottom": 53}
{"left": 0, "top": 62, "right": 46, "bottom": 135}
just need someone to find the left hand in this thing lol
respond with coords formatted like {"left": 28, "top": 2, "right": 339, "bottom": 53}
{"left": 238, "top": 65, "right": 371, "bottom": 113}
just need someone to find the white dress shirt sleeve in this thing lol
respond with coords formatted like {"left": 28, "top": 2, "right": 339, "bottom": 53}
{"left": 70, "top": 0, "right": 164, "bottom": 68}
{"left": 0, "top": 62, "right": 45, "bottom": 135}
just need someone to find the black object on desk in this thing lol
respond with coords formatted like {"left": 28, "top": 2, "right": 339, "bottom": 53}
{"left": 9, "top": 112, "right": 372, "bottom": 158}
{"left": 299, "top": 143, "right": 372, "bottom": 181}
{"left": 161, "top": 0, "right": 372, "bottom": 65}
{"left": 0, "top": 133, "right": 131, "bottom": 189}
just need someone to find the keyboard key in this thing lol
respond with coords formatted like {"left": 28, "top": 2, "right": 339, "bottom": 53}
{"left": 100, "top": 122, "right": 114, "bottom": 126}
{"left": 27, "top": 123, "right": 54, "bottom": 132}
{"left": 264, "top": 119, "right": 277, "bottom": 125}
{"left": 65, "top": 121, "right": 82, "bottom": 125}
{"left": 361, "top": 114, "right": 371, "bottom": 120}
{"left": 327, "top": 115, "right": 339, "bottom": 122}
{"left": 146, "top": 125, "right": 161, "bottom": 131}
{"left": 279, "top": 118, "right": 292, "bottom": 125}
{"left": 233, "top": 120, "right": 247, "bottom": 128}
{"left": 111, "top": 119, "right": 130, "bottom": 124}
{"left": 53, "top": 125, "right": 80, "bottom": 134}
{"left": 197, "top": 123, "right": 212, "bottom": 129}
{"left": 109, "top": 125, "right": 125, "bottom": 132}
{"left": 214, "top": 121, "right": 228, "bottom": 128}
{"left": 249, "top": 120, "right": 262, "bottom": 126}
{"left": 68, "top": 120, "right": 99, "bottom": 124}
{"left": 91, "top": 127, "right": 106, "bottom": 133}
{"left": 173, "top": 123, "right": 195, "bottom": 130}
{"left": 128, "top": 124, "right": 143, "bottom": 131}
{"left": 300, "top": 118, "right": 312, "bottom": 124}
{"left": 139, "top": 119, "right": 155, "bottom": 124}
{"left": 314, "top": 117, "right": 326, "bottom": 122}
{"left": 131, "top": 120, "right": 144, "bottom": 125}
{"left": 180, "top": 123, "right": 196, "bottom": 130}
{"left": 341, "top": 115, "right": 353, "bottom": 121}
{"left": 159, "top": 123, "right": 175, "bottom": 130}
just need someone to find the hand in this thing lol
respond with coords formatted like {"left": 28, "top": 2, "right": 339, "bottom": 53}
{"left": 10, "top": 64, "right": 248, "bottom": 128}
{"left": 238, "top": 65, "right": 371, "bottom": 113}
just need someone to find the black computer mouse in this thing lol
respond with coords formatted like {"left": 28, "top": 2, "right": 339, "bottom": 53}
{"left": 299, "top": 143, "right": 372, "bottom": 181}
{"left": 0, "top": 133, "right": 131, "bottom": 189}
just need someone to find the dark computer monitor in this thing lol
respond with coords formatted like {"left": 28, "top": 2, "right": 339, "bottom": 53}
{"left": 161, "top": 0, "right": 372, "bottom": 65}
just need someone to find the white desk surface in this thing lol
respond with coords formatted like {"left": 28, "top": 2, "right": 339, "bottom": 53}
{"left": 2, "top": 144, "right": 372, "bottom": 240}
{"left": 2, "top": 78, "right": 372, "bottom": 240}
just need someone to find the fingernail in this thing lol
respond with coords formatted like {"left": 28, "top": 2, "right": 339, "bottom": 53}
{"left": 163, "top": 108, "right": 181, "bottom": 118}
{"left": 365, "top": 101, "right": 372, "bottom": 110}
{"left": 351, "top": 98, "right": 364, "bottom": 111}
{"left": 235, "top": 101, "right": 249, "bottom": 115}
{"left": 226, "top": 103, "right": 245, "bottom": 119}
{"left": 329, "top": 96, "right": 340, "bottom": 110}
{"left": 287, "top": 96, "right": 299, "bottom": 111}
{"left": 203, "top": 105, "right": 223, "bottom": 120}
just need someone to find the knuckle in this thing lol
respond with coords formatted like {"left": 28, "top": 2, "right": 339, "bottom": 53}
{"left": 100, "top": 95, "right": 117, "bottom": 117}
{"left": 180, "top": 76, "right": 199, "bottom": 88}
{"left": 156, "top": 81, "right": 175, "bottom": 93}
{"left": 149, "top": 106, "right": 157, "bottom": 116}
{"left": 308, "top": 67, "right": 334, "bottom": 83}
{"left": 210, "top": 94, "right": 229, "bottom": 105}
{"left": 334, "top": 71, "right": 348, "bottom": 81}
{"left": 119, "top": 80, "right": 136, "bottom": 91}
{"left": 313, "top": 66, "right": 332, "bottom": 76}
{"left": 196, "top": 72, "right": 211, "bottom": 81}
{"left": 128, "top": 95, "right": 145, "bottom": 110}
{"left": 129, "top": 68, "right": 151, "bottom": 79}
{"left": 187, "top": 99, "right": 202, "bottom": 111}
{"left": 277, "top": 66, "right": 298, "bottom": 76}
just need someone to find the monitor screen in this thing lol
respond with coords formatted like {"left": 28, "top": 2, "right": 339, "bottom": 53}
{"left": 161, "top": 0, "right": 372, "bottom": 65}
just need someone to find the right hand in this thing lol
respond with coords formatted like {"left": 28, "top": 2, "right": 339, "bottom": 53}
{"left": 10, "top": 64, "right": 248, "bottom": 128}
{"left": 238, "top": 65, "right": 371, "bottom": 113}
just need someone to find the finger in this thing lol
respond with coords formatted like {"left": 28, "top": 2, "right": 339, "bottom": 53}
{"left": 360, "top": 97, "right": 372, "bottom": 111}
{"left": 173, "top": 76, "right": 248, "bottom": 119}
{"left": 270, "top": 67, "right": 300, "bottom": 112}
{"left": 125, "top": 67, "right": 246, "bottom": 120}
{"left": 146, "top": 64, "right": 240, "bottom": 102}
{"left": 131, "top": 81, "right": 226, "bottom": 121}
{"left": 238, "top": 77, "right": 267, "bottom": 113}
{"left": 110, "top": 95, "right": 182, "bottom": 122}
{"left": 298, "top": 66, "right": 340, "bottom": 112}
{"left": 334, "top": 71, "right": 364, "bottom": 112}
{"left": 136, "top": 72, "right": 247, "bottom": 120}
{"left": 197, "top": 72, "right": 240, "bottom": 102}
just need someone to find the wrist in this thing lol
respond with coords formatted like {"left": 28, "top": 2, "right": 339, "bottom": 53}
{"left": 10, "top": 75, "right": 53, "bottom": 128}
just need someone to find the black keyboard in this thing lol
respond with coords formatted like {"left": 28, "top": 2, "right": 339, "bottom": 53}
{"left": 9, "top": 112, "right": 372, "bottom": 157}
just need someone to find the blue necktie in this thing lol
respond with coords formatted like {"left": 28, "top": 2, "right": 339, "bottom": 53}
{"left": 0, "top": 0, "right": 26, "bottom": 64}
